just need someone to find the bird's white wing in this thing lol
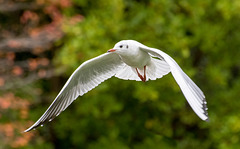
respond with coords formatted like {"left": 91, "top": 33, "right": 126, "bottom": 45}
{"left": 24, "top": 53, "right": 124, "bottom": 132}
{"left": 140, "top": 46, "right": 209, "bottom": 121}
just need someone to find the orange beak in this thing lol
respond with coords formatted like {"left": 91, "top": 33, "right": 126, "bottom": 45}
{"left": 107, "top": 49, "right": 116, "bottom": 52}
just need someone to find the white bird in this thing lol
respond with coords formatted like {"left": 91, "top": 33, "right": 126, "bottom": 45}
{"left": 24, "top": 40, "right": 208, "bottom": 132}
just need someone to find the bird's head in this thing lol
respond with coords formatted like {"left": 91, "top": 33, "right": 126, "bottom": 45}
{"left": 108, "top": 40, "right": 141, "bottom": 55}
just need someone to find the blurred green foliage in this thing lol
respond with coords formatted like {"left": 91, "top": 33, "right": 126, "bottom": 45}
{"left": 44, "top": 0, "right": 240, "bottom": 148}
{"left": 45, "top": 0, "right": 240, "bottom": 148}
{"left": 5, "top": 0, "right": 239, "bottom": 148}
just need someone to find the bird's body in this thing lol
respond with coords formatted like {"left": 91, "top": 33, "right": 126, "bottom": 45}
{"left": 120, "top": 49, "right": 150, "bottom": 68}
{"left": 115, "top": 43, "right": 150, "bottom": 68}
{"left": 24, "top": 40, "right": 209, "bottom": 132}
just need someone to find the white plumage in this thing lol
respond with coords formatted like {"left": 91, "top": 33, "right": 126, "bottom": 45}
{"left": 24, "top": 40, "right": 208, "bottom": 132}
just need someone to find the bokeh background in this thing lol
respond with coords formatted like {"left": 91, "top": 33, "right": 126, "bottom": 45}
{"left": 0, "top": 0, "right": 240, "bottom": 148}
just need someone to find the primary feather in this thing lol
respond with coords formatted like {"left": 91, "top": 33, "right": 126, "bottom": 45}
{"left": 24, "top": 53, "right": 124, "bottom": 132}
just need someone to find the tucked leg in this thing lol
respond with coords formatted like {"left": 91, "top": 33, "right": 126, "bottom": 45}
{"left": 143, "top": 66, "right": 146, "bottom": 81}
{"left": 136, "top": 66, "right": 146, "bottom": 82}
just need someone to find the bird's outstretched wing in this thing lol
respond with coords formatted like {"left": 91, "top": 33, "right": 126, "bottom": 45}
{"left": 24, "top": 53, "right": 124, "bottom": 132}
{"left": 140, "top": 46, "right": 209, "bottom": 121}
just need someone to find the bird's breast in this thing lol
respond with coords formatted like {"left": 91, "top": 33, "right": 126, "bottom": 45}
{"left": 119, "top": 50, "right": 151, "bottom": 68}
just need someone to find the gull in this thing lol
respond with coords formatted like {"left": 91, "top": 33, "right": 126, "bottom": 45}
{"left": 24, "top": 40, "right": 208, "bottom": 132}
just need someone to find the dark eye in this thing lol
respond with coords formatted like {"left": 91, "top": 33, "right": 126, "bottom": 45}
{"left": 126, "top": 45, "right": 128, "bottom": 48}
{"left": 119, "top": 45, "right": 123, "bottom": 48}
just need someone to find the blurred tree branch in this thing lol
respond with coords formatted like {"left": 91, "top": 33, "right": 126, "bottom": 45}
{"left": 0, "top": 67, "right": 54, "bottom": 90}
{"left": 0, "top": 28, "right": 63, "bottom": 52}
{"left": 0, "top": 1, "right": 40, "bottom": 12}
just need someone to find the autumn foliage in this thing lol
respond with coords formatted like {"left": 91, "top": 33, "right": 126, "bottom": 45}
{"left": 0, "top": 0, "right": 70, "bottom": 148}
{"left": 0, "top": 93, "right": 35, "bottom": 148}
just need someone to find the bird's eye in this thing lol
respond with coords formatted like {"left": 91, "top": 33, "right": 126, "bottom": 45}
{"left": 126, "top": 45, "right": 128, "bottom": 48}
{"left": 119, "top": 45, "right": 123, "bottom": 48}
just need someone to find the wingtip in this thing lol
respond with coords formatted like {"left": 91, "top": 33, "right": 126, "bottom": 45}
{"left": 24, "top": 123, "right": 40, "bottom": 132}
{"left": 205, "top": 117, "right": 210, "bottom": 122}
{"left": 23, "top": 130, "right": 29, "bottom": 133}
{"left": 23, "top": 126, "right": 35, "bottom": 133}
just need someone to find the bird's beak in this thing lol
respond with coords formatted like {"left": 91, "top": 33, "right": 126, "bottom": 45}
{"left": 107, "top": 49, "right": 116, "bottom": 52}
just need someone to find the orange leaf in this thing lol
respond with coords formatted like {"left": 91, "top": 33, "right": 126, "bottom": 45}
{"left": 0, "top": 77, "right": 5, "bottom": 86}
{"left": 12, "top": 66, "right": 23, "bottom": 76}
{"left": 28, "top": 58, "right": 38, "bottom": 71}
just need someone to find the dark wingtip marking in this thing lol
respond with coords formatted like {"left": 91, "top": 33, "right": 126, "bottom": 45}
{"left": 205, "top": 118, "right": 210, "bottom": 122}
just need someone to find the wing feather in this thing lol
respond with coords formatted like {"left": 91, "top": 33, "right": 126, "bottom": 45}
{"left": 24, "top": 53, "right": 124, "bottom": 132}
{"left": 140, "top": 46, "right": 209, "bottom": 121}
